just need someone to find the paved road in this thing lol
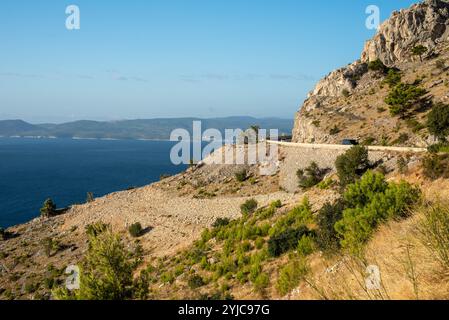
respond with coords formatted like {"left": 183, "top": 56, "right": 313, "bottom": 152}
{"left": 267, "top": 140, "right": 428, "bottom": 153}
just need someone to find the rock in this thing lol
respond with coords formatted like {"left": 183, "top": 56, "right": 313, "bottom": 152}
{"left": 361, "top": 0, "right": 449, "bottom": 66}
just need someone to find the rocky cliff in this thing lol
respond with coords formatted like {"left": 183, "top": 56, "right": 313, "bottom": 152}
{"left": 293, "top": 0, "right": 449, "bottom": 145}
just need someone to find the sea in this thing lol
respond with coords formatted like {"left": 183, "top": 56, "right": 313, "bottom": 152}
{"left": 0, "top": 138, "right": 188, "bottom": 228}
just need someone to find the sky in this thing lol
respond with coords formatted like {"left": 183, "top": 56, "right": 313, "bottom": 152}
{"left": 0, "top": 0, "right": 417, "bottom": 123}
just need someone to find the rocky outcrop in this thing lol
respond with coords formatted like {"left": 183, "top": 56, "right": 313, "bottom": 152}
{"left": 293, "top": 0, "right": 449, "bottom": 143}
{"left": 362, "top": 0, "right": 449, "bottom": 66}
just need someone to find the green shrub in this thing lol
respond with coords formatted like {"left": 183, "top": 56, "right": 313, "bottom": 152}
{"left": 411, "top": 45, "right": 428, "bottom": 61}
{"left": 383, "top": 69, "right": 402, "bottom": 88}
{"left": 428, "top": 142, "right": 449, "bottom": 153}
{"left": 253, "top": 273, "right": 269, "bottom": 294}
{"left": 235, "top": 169, "right": 248, "bottom": 182}
{"left": 270, "top": 200, "right": 282, "bottom": 208}
{"left": 330, "top": 126, "right": 341, "bottom": 135}
{"left": 384, "top": 83, "right": 427, "bottom": 118}
{"left": 277, "top": 258, "right": 309, "bottom": 296}
{"left": 41, "top": 237, "right": 61, "bottom": 257}
{"left": 362, "top": 136, "right": 376, "bottom": 146}
{"left": 255, "top": 237, "right": 265, "bottom": 249}
{"left": 213, "top": 218, "right": 230, "bottom": 228}
{"left": 368, "top": 59, "right": 387, "bottom": 73}
{"left": 240, "top": 199, "right": 258, "bottom": 215}
{"left": 85, "top": 222, "right": 109, "bottom": 238}
{"left": 268, "top": 226, "right": 313, "bottom": 257}
{"left": 317, "top": 178, "right": 335, "bottom": 190}
{"left": 53, "top": 231, "right": 149, "bottom": 300}
{"left": 315, "top": 200, "right": 345, "bottom": 252}
{"left": 86, "top": 192, "right": 95, "bottom": 203}
{"left": 297, "top": 235, "right": 314, "bottom": 256}
{"left": 128, "top": 223, "right": 143, "bottom": 238}
{"left": 427, "top": 102, "right": 449, "bottom": 141}
{"left": 335, "top": 171, "right": 420, "bottom": 254}
{"left": 397, "top": 156, "right": 408, "bottom": 174}
{"left": 335, "top": 145, "right": 370, "bottom": 187}
{"left": 188, "top": 274, "right": 205, "bottom": 289}
{"left": 297, "top": 162, "right": 326, "bottom": 189}
{"left": 341, "top": 89, "right": 350, "bottom": 98}
{"left": 419, "top": 202, "right": 449, "bottom": 270}
{"left": 40, "top": 199, "right": 56, "bottom": 218}
{"left": 421, "top": 154, "right": 449, "bottom": 180}
{"left": 393, "top": 133, "right": 409, "bottom": 145}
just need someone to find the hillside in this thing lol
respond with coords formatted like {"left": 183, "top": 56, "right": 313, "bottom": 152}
{"left": 1, "top": 0, "right": 449, "bottom": 301}
{"left": 0, "top": 117, "right": 293, "bottom": 140}
{"left": 293, "top": 0, "right": 449, "bottom": 148}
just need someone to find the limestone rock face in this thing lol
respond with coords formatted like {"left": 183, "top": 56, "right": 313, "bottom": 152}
{"left": 292, "top": 0, "right": 449, "bottom": 143}
{"left": 307, "top": 61, "right": 368, "bottom": 101}
{"left": 361, "top": 0, "right": 449, "bottom": 66}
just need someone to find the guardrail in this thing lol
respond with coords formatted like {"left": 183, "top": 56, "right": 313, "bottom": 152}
{"left": 266, "top": 140, "right": 428, "bottom": 153}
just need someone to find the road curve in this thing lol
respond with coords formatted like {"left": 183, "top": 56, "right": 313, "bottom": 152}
{"left": 267, "top": 140, "right": 428, "bottom": 153}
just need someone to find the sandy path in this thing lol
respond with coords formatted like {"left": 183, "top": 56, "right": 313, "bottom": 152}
{"left": 61, "top": 185, "right": 297, "bottom": 257}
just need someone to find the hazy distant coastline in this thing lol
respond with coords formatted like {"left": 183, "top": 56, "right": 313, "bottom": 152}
{"left": 0, "top": 116, "right": 293, "bottom": 141}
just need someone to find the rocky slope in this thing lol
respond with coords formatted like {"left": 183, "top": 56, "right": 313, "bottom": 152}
{"left": 293, "top": 0, "right": 449, "bottom": 146}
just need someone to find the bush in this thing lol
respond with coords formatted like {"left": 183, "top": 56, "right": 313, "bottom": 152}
{"left": 397, "top": 156, "right": 408, "bottom": 174}
{"left": 277, "top": 258, "right": 309, "bottom": 296}
{"left": 128, "top": 222, "right": 143, "bottom": 238}
{"left": 428, "top": 142, "right": 449, "bottom": 153}
{"left": 212, "top": 218, "right": 230, "bottom": 228}
{"left": 235, "top": 169, "right": 248, "bottom": 182}
{"left": 297, "top": 235, "right": 314, "bottom": 256}
{"left": 421, "top": 154, "right": 449, "bottom": 180}
{"left": 85, "top": 222, "right": 109, "bottom": 238}
{"left": 329, "top": 126, "right": 341, "bottom": 135}
{"left": 427, "top": 102, "right": 449, "bottom": 141}
{"left": 341, "top": 89, "right": 350, "bottom": 98}
{"left": 40, "top": 199, "right": 57, "bottom": 218}
{"left": 268, "top": 226, "right": 313, "bottom": 257}
{"left": 411, "top": 45, "right": 428, "bottom": 61}
{"left": 253, "top": 273, "right": 269, "bottom": 294}
{"left": 41, "top": 237, "right": 61, "bottom": 257}
{"left": 255, "top": 237, "right": 265, "bottom": 249}
{"left": 86, "top": 192, "right": 95, "bottom": 203}
{"left": 240, "top": 199, "right": 258, "bottom": 215}
{"left": 368, "top": 59, "right": 387, "bottom": 73}
{"left": 315, "top": 200, "right": 345, "bottom": 252}
{"left": 384, "top": 83, "right": 427, "bottom": 118}
{"left": 335, "top": 171, "right": 420, "bottom": 255}
{"left": 335, "top": 145, "right": 370, "bottom": 187}
{"left": 188, "top": 274, "right": 205, "bottom": 289}
{"left": 297, "top": 162, "right": 326, "bottom": 189}
{"left": 419, "top": 202, "right": 449, "bottom": 270}
{"left": 53, "top": 230, "right": 149, "bottom": 300}
{"left": 383, "top": 69, "right": 402, "bottom": 88}
{"left": 270, "top": 200, "right": 282, "bottom": 208}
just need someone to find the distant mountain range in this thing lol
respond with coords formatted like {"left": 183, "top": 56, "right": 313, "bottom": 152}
{"left": 0, "top": 117, "right": 293, "bottom": 140}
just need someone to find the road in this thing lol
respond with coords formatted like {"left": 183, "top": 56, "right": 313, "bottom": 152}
{"left": 267, "top": 140, "right": 428, "bottom": 153}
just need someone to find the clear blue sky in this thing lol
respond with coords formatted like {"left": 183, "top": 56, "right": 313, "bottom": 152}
{"left": 0, "top": 0, "right": 417, "bottom": 123}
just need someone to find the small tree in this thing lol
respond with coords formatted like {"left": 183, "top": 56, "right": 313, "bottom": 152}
{"left": 53, "top": 230, "right": 149, "bottom": 300}
{"left": 86, "top": 192, "right": 95, "bottom": 203}
{"left": 335, "top": 145, "right": 370, "bottom": 187}
{"left": 427, "top": 102, "right": 449, "bottom": 142}
{"left": 128, "top": 222, "right": 143, "bottom": 238}
{"left": 297, "top": 162, "right": 326, "bottom": 189}
{"left": 384, "top": 83, "right": 427, "bottom": 118}
{"left": 368, "top": 59, "right": 387, "bottom": 73}
{"left": 40, "top": 198, "right": 57, "bottom": 218}
{"left": 411, "top": 45, "right": 428, "bottom": 62}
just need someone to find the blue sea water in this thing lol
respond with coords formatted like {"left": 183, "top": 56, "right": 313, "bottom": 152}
{"left": 0, "top": 138, "right": 187, "bottom": 228}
